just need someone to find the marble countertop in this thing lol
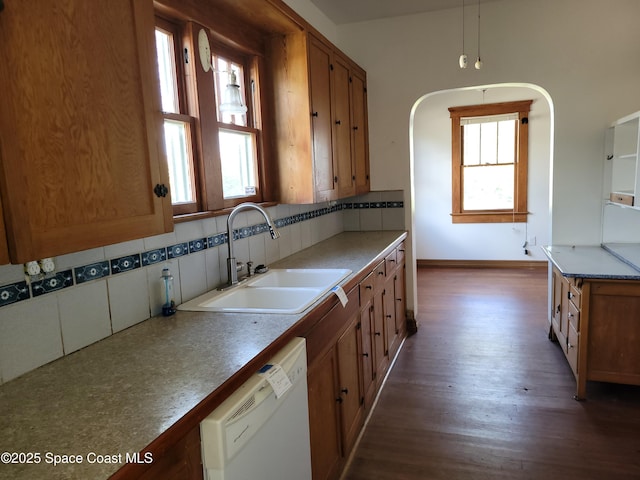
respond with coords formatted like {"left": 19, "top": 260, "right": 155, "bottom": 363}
{"left": 542, "top": 244, "right": 640, "bottom": 279}
{"left": 0, "top": 231, "right": 406, "bottom": 480}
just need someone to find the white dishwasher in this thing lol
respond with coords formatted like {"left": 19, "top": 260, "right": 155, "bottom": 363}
{"left": 200, "top": 337, "right": 312, "bottom": 480}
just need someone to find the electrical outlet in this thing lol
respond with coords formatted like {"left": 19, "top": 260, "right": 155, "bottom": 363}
{"left": 528, "top": 236, "right": 537, "bottom": 246}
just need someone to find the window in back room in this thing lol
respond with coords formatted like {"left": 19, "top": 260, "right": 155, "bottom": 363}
{"left": 448, "top": 100, "right": 533, "bottom": 223}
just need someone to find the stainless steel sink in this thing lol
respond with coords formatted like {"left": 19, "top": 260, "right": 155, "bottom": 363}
{"left": 178, "top": 268, "right": 351, "bottom": 314}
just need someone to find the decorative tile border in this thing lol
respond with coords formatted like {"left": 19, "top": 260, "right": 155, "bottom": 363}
{"left": 0, "top": 199, "right": 404, "bottom": 307}
{"left": 31, "top": 270, "right": 74, "bottom": 297}
{"left": 0, "top": 281, "right": 29, "bottom": 307}
{"left": 75, "top": 261, "right": 110, "bottom": 284}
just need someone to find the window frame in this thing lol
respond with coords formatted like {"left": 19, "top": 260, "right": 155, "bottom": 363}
{"left": 155, "top": 17, "right": 201, "bottom": 216}
{"left": 448, "top": 100, "right": 533, "bottom": 224}
{"left": 210, "top": 44, "right": 264, "bottom": 208}
{"left": 154, "top": 16, "right": 268, "bottom": 217}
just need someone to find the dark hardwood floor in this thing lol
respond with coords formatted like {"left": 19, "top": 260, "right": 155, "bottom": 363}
{"left": 344, "top": 267, "right": 640, "bottom": 480}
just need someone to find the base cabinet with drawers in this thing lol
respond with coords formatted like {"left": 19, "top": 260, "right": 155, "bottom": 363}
{"left": 305, "top": 240, "right": 407, "bottom": 480}
{"left": 550, "top": 266, "right": 640, "bottom": 399}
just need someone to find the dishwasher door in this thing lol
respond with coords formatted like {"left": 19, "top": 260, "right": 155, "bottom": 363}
{"left": 200, "top": 337, "right": 312, "bottom": 480}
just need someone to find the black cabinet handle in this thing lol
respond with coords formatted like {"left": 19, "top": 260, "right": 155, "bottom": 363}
{"left": 154, "top": 184, "right": 169, "bottom": 198}
{"left": 341, "top": 388, "right": 349, "bottom": 394}
{"left": 312, "top": 112, "right": 318, "bottom": 117}
{"left": 335, "top": 120, "right": 341, "bottom": 125}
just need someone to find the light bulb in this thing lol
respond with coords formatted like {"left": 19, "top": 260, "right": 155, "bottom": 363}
{"left": 459, "top": 54, "right": 468, "bottom": 69}
{"left": 474, "top": 57, "right": 482, "bottom": 69}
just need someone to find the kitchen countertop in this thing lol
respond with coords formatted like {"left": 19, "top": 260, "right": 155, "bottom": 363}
{"left": 542, "top": 244, "right": 640, "bottom": 279}
{"left": 0, "top": 230, "right": 406, "bottom": 480}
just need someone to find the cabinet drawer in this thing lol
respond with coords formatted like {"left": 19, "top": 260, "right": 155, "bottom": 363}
{"left": 385, "top": 251, "right": 397, "bottom": 275}
{"left": 396, "top": 242, "right": 406, "bottom": 265}
{"left": 373, "top": 260, "right": 386, "bottom": 292}
{"left": 610, "top": 192, "right": 634, "bottom": 206}
{"left": 568, "top": 300, "right": 580, "bottom": 331}
{"left": 306, "top": 286, "right": 359, "bottom": 366}
{"left": 567, "top": 323, "right": 579, "bottom": 376}
{"left": 568, "top": 284, "right": 581, "bottom": 308}
{"left": 359, "top": 271, "right": 375, "bottom": 306}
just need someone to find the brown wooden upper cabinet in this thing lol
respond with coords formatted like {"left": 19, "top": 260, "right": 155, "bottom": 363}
{"left": 267, "top": 32, "right": 370, "bottom": 204}
{"left": 0, "top": 0, "right": 173, "bottom": 264}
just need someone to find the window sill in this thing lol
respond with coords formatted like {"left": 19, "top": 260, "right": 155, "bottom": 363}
{"left": 173, "top": 202, "right": 278, "bottom": 224}
{"left": 451, "top": 211, "right": 529, "bottom": 224}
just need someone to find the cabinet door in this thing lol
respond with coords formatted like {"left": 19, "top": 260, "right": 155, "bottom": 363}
{"left": 383, "top": 275, "right": 397, "bottom": 359}
{"left": 0, "top": 0, "right": 172, "bottom": 263}
{"left": 336, "top": 314, "right": 364, "bottom": 456}
{"left": 0, "top": 195, "right": 9, "bottom": 265}
{"left": 137, "top": 426, "right": 203, "bottom": 480}
{"left": 308, "top": 36, "right": 337, "bottom": 202}
{"left": 372, "top": 293, "right": 388, "bottom": 388}
{"left": 308, "top": 347, "right": 342, "bottom": 480}
{"left": 332, "top": 54, "right": 354, "bottom": 198}
{"left": 350, "top": 69, "right": 370, "bottom": 195}
{"left": 359, "top": 299, "right": 376, "bottom": 408}
{"left": 394, "top": 264, "right": 407, "bottom": 339}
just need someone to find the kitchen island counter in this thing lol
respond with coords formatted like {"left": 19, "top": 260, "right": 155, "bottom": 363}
{"left": 0, "top": 231, "right": 407, "bottom": 480}
{"left": 542, "top": 244, "right": 640, "bottom": 279}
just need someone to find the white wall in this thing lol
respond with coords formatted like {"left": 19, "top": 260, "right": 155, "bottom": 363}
{"left": 413, "top": 84, "right": 551, "bottom": 261}
{"left": 312, "top": 0, "right": 640, "bottom": 316}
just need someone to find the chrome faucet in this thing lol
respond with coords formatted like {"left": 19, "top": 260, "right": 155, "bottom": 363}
{"left": 226, "top": 202, "right": 280, "bottom": 286}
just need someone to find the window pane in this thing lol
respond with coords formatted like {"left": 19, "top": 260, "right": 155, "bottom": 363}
{"left": 463, "top": 164, "right": 514, "bottom": 210}
{"left": 163, "top": 120, "right": 195, "bottom": 204}
{"left": 479, "top": 122, "right": 498, "bottom": 164}
{"left": 219, "top": 129, "right": 256, "bottom": 199}
{"left": 463, "top": 124, "right": 480, "bottom": 165}
{"left": 154, "top": 29, "right": 179, "bottom": 114}
{"left": 497, "top": 120, "right": 516, "bottom": 164}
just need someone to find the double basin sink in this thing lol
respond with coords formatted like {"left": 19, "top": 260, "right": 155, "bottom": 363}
{"left": 178, "top": 268, "right": 352, "bottom": 314}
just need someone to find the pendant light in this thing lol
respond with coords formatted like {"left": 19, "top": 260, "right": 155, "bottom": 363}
{"left": 458, "top": 0, "right": 467, "bottom": 68}
{"left": 219, "top": 70, "right": 247, "bottom": 115}
{"left": 474, "top": 0, "right": 483, "bottom": 69}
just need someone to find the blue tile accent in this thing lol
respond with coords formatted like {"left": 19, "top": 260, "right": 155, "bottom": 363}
{"left": 167, "top": 242, "right": 189, "bottom": 259}
{"left": 75, "top": 261, "right": 110, "bottom": 284}
{"left": 189, "top": 238, "right": 207, "bottom": 253}
{"left": 142, "top": 248, "right": 167, "bottom": 266}
{"left": 0, "top": 281, "right": 30, "bottom": 307}
{"left": 208, "top": 233, "right": 227, "bottom": 248}
{"left": 32, "top": 270, "right": 73, "bottom": 297}
{"left": 110, "top": 254, "right": 141, "bottom": 274}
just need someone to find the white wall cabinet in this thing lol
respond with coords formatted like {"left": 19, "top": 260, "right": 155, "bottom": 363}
{"left": 607, "top": 111, "right": 640, "bottom": 207}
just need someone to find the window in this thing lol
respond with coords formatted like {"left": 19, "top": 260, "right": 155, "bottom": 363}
{"left": 212, "top": 53, "right": 260, "bottom": 201}
{"left": 448, "top": 100, "right": 532, "bottom": 223}
{"left": 155, "top": 20, "right": 198, "bottom": 214}
{"left": 154, "top": 18, "right": 265, "bottom": 216}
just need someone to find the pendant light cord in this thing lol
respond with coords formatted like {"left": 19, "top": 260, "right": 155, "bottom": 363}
{"left": 477, "top": 0, "right": 481, "bottom": 62}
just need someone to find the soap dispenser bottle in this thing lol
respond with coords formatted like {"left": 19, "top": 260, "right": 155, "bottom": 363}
{"left": 161, "top": 267, "right": 176, "bottom": 316}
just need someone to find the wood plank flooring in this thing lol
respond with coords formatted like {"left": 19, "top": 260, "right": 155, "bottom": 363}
{"left": 343, "top": 267, "right": 640, "bottom": 480}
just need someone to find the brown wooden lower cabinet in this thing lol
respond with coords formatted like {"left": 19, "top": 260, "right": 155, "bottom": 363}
{"left": 307, "top": 241, "right": 407, "bottom": 480}
{"left": 550, "top": 266, "right": 640, "bottom": 399}
{"left": 137, "top": 426, "right": 203, "bottom": 480}
{"left": 306, "top": 286, "right": 362, "bottom": 480}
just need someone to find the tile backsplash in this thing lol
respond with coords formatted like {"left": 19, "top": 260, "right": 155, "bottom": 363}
{"left": 0, "top": 192, "right": 404, "bottom": 384}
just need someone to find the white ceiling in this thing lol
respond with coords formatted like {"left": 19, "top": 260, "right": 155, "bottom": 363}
{"left": 310, "top": 0, "right": 492, "bottom": 24}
